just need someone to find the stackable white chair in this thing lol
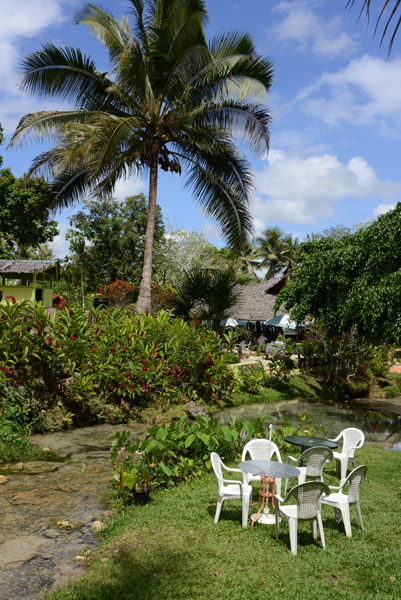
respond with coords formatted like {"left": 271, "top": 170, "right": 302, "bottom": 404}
{"left": 241, "top": 438, "right": 282, "bottom": 496}
{"left": 322, "top": 465, "right": 368, "bottom": 537}
{"left": 329, "top": 428, "right": 364, "bottom": 484}
{"left": 285, "top": 446, "right": 333, "bottom": 494}
{"left": 210, "top": 452, "right": 252, "bottom": 528}
{"left": 275, "top": 481, "right": 329, "bottom": 555}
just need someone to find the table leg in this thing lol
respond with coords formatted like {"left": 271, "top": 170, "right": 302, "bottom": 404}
{"left": 251, "top": 477, "right": 275, "bottom": 528}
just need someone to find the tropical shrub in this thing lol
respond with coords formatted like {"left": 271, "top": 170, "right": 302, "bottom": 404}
{"left": 97, "top": 280, "right": 136, "bottom": 306}
{"left": 0, "top": 302, "right": 235, "bottom": 429}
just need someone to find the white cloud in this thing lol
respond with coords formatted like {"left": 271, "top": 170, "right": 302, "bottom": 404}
{"left": 252, "top": 149, "right": 400, "bottom": 226}
{"left": 49, "top": 219, "right": 70, "bottom": 259}
{"left": 372, "top": 202, "right": 397, "bottom": 217}
{"left": 0, "top": 0, "right": 66, "bottom": 91}
{"left": 298, "top": 54, "right": 401, "bottom": 128}
{"left": 273, "top": 1, "right": 358, "bottom": 57}
{"left": 201, "top": 223, "right": 221, "bottom": 239}
{"left": 112, "top": 176, "right": 147, "bottom": 201}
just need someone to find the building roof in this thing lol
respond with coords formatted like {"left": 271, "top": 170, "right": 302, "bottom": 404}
{"left": 231, "top": 277, "right": 287, "bottom": 322}
{"left": 0, "top": 260, "right": 60, "bottom": 278}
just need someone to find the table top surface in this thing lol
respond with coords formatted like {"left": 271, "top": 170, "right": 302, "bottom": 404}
{"left": 239, "top": 459, "right": 300, "bottom": 478}
{"left": 284, "top": 435, "right": 338, "bottom": 449}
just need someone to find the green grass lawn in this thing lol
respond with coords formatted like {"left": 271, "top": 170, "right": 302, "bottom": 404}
{"left": 48, "top": 446, "right": 401, "bottom": 600}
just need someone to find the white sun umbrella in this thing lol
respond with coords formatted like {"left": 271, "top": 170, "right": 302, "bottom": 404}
{"left": 264, "top": 314, "right": 298, "bottom": 329}
{"left": 220, "top": 317, "right": 239, "bottom": 327}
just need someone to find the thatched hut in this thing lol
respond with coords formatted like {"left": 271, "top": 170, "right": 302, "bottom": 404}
{"left": 229, "top": 276, "right": 287, "bottom": 337}
{"left": 0, "top": 260, "right": 60, "bottom": 307}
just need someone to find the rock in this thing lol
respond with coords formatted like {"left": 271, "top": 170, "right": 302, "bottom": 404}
{"left": 44, "top": 529, "right": 61, "bottom": 539}
{"left": 84, "top": 514, "right": 95, "bottom": 524}
{"left": 90, "top": 520, "right": 106, "bottom": 532}
{"left": 184, "top": 401, "right": 207, "bottom": 418}
{"left": 52, "top": 518, "right": 77, "bottom": 530}
{"left": 0, "top": 475, "right": 8, "bottom": 484}
{"left": 14, "top": 463, "right": 24, "bottom": 471}
{"left": 0, "top": 535, "right": 52, "bottom": 568}
{"left": 102, "top": 510, "right": 113, "bottom": 519}
{"left": 73, "top": 555, "right": 86, "bottom": 563}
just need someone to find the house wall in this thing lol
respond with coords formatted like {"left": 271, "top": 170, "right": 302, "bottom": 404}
{"left": 0, "top": 285, "right": 54, "bottom": 307}
{"left": 0, "top": 285, "right": 36, "bottom": 304}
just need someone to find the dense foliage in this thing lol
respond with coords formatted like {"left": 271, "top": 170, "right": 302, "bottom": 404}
{"left": 0, "top": 125, "right": 58, "bottom": 258}
{"left": 0, "top": 302, "right": 235, "bottom": 430}
{"left": 65, "top": 195, "right": 164, "bottom": 291}
{"left": 277, "top": 204, "right": 401, "bottom": 344}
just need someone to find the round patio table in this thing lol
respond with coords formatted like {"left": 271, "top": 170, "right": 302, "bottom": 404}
{"left": 239, "top": 460, "right": 300, "bottom": 527}
{"left": 284, "top": 435, "right": 338, "bottom": 464}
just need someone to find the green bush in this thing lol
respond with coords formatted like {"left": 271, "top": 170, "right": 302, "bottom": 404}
{"left": 0, "top": 302, "right": 235, "bottom": 429}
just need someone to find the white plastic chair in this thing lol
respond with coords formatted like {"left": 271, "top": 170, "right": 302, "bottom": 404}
{"left": 322, "top": 465, "right": 367, "bottom": 537}
{"left": 241, "top": 439, "right": 282, "bottom": 496}
{"left": 275, "top": 481, "right": 329, "bottom": 555}
{"left": 210, "top": 452, "right": 252, "bottom": 528}
{"left": 285, "top": 446, "right": 333, "bottom": 494}
{"left": 329, "top": 428, "right": 364, "bottom": 484}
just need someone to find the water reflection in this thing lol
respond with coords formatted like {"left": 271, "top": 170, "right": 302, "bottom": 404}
{"left": 215, "top": 399, "right": 401, "bottom": 450}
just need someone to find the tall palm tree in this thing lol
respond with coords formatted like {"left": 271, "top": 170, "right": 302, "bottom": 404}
{"left": 10, "top": 0, "right": 273, "bottom": 312}
{"left": 347, "top": 0, "right": 401, "bottom": 53}
{"left": 282, "top": 234, "right": 300, "bottom": 274}
{"left": 254, "top": 226, "right": 288, "bottom": 280}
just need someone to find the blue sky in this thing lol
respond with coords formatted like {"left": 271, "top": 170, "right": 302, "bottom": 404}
{"left": 1, "top": 0, "right": 401, "bottom": 257}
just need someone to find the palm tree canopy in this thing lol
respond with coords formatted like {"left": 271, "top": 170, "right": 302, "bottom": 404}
{"left": 254, "top": 226, "right": 288, "bottom": 280}
{"left": 10, "top": 0, "right": 273, "bottom": 250}
{"left": 347, "top": 0, "right": 401, "bottom": 54}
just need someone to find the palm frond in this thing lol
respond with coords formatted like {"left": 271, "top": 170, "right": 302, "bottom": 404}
{"left": 74, "top": 3, "right": 130, "bottom": 65}
{"left": 18, "top": 42, "right": 120, "bottom": 112}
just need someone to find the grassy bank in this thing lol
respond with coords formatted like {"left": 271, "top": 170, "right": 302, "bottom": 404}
{"left": 230, "top": 372, "right": 343, "bottom": 405}
{"left": 48, "top": 446, "right": 401, "bottom": 600}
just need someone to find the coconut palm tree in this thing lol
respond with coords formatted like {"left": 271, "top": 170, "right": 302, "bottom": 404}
{"left": 10, "top": 0, "right": 273, "bottom": 312}
{"left": 282, "top": 234, "right": 300, "bottom": 274}
{"left": 347, "top": 0, "right": 401, "bottom": 53}
{"left": 254, "top": 226, "right": 288, "bottom": 280}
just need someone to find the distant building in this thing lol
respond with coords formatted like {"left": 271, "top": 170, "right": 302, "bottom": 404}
{"left": 0, "top": 260, "right": 60, "bottom": 307}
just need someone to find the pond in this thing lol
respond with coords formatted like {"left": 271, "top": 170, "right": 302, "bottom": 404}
{"left": 215, "top": 398, "right": 401, "bottom": 451}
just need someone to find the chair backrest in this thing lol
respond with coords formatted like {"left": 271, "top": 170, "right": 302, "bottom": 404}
{"left": 339, "top": 428, "right": 364, "bottom": 458}
{"left": 299, "top": 446, "right": 333, "bottom": 478}
{"left": 286, "top": 481, "right": 329, "bottom": 520}
{"left": 210, "top": 452, "right": 225, "bottom": 492}
{"left": 241, "top": 438, "right": 281, "bottom": 463}
{"left": 344, "top": 465, "right": 368, "bottom": 503}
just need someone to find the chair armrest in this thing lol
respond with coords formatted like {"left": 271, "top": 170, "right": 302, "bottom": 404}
{"left": 220, "top": 476, "right": 244, "bottom": 487}
{"left": 224, "top": 466, "right": 242, "bottom": 473}
{"left": 328, "top": 484, "right": 342, "bottom": 491}
{"left": 274, "top": 494, "right": 285, "bottom": 503}
{"left": 287, "top": 455, "right": 297, "bottom": 464}
{"left": 329, "top": 434, "right": 341, "bottom": 443}
{"left": 220, "top": 458, "right": 242, "bottom": 474}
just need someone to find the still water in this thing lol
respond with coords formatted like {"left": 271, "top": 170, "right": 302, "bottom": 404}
{"left": 215, "top": 398, "right": 401, "bottom": 450}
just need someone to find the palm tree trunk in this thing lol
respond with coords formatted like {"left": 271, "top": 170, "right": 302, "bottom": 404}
{"left": 135, "top": 155, "right": 159, "bottom": 313}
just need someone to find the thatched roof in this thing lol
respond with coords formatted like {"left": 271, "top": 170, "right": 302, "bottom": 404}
{"left": 0, "top": 260, "right": 60, "bottom": 278}
{"left": 231, "top": 277, "right": 287, "bottom": 322}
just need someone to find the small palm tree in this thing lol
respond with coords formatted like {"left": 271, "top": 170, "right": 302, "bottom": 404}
{"left": 171, "top": 266, "right": 242, "bottom": 328}
{"left": 10, "top": 0, "right": 273, "bottom": 312}
{"left": 347, "top": 0, "right": 401, "bottom": 53}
